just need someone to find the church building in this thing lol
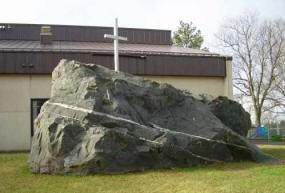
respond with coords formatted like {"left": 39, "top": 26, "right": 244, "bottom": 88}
{"left": 0, "top": 23, "right": 233, "bottom": 151}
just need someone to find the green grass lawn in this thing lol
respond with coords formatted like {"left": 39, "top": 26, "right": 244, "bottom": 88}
{"left": 1, "top": 145, "right": 285, "bottom": 193}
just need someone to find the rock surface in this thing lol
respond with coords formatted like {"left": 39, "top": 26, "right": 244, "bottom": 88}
{"left": 209, "top": 96, "right": 251, "bottom": 137}
{"left": 29, "top": 60, "right": 277, "bottom": 175}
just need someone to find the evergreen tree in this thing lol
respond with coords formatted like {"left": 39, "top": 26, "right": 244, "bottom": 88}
{"left": 172, "top": 21, "right": 204, "bottom": 49}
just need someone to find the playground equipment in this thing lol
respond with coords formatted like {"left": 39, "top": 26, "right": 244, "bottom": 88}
{"left": 249, "top": 126, "right": 285, "bottom": 141}
{"left": 249, "top": 126, "right": 269, "bottom": 139}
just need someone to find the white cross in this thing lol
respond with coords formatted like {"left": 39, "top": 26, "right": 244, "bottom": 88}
{"left": 104, "top": 18, "right": 128, "bottom": 72}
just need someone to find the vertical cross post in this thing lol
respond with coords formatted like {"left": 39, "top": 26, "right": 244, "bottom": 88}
{"left": 114, "top": 18, "right": 119, "bottom": 72}
{"left": 104, "top": 18, "right": 128, "bottom": 72}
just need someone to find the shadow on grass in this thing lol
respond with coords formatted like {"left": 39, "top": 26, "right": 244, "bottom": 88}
{"left": 260, "top": 148, "right": 285, "bottom": 160}
{"left": 2, "top": 145, "right": 285, "bottom": 178}
{"left": 29, "top": 161, "right": 276, "bottom": 178}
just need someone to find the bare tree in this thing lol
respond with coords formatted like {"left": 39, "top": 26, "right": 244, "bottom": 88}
{"left": 273, "top": 48, "right": 285, "bottom": 110}
{"left": 216, "top": 13, "right": 285, "bottom": 126}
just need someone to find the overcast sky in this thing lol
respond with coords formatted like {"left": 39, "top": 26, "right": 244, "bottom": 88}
{"left": 1, "top": 0, "right": 285, "bottom": 51}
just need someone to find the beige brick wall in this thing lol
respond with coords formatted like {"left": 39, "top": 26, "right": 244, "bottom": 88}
{"left": 0, "top": 75, "right": 50, "bottom": 151}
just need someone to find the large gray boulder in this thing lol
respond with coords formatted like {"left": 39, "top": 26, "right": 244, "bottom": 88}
{"left": 209, "top": 96, "right": 251, "bottom": 137}
{"left": 29, "top": 60, "right": 277, "bottom": 175}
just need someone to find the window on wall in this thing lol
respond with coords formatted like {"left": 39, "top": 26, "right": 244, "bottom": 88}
{"left": 31, "top": 99, "right": 49, "bottom": 137}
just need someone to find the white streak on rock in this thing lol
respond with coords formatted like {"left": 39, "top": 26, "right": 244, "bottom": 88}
{"left": 47, "top": 101, "right": 249, "bottom": 151}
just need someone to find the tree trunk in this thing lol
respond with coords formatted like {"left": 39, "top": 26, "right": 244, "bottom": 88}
{"left": 255, "top": 108, "right": 262, "bottom": 126}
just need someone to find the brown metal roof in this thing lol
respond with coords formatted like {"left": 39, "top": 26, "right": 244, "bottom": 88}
{"left": 0, "top": 23, "right": 171, "bottom": 45}
{"left": 0, "top": 24, "right": 228, "bottom": 77}
{"left": 0, "top": 51, "right": 226, "bottom": 76}
{"left": 0, "top": 40, "right": 220, "bottom": 57}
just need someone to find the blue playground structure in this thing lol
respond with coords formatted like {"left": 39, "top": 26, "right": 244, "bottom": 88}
{"left": 249, "top": 126, "right": 269, "bottom": 139}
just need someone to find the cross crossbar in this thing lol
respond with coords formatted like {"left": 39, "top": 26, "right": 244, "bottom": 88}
{"left": 104, "top": 34, "right": 128, "bottom": 41}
